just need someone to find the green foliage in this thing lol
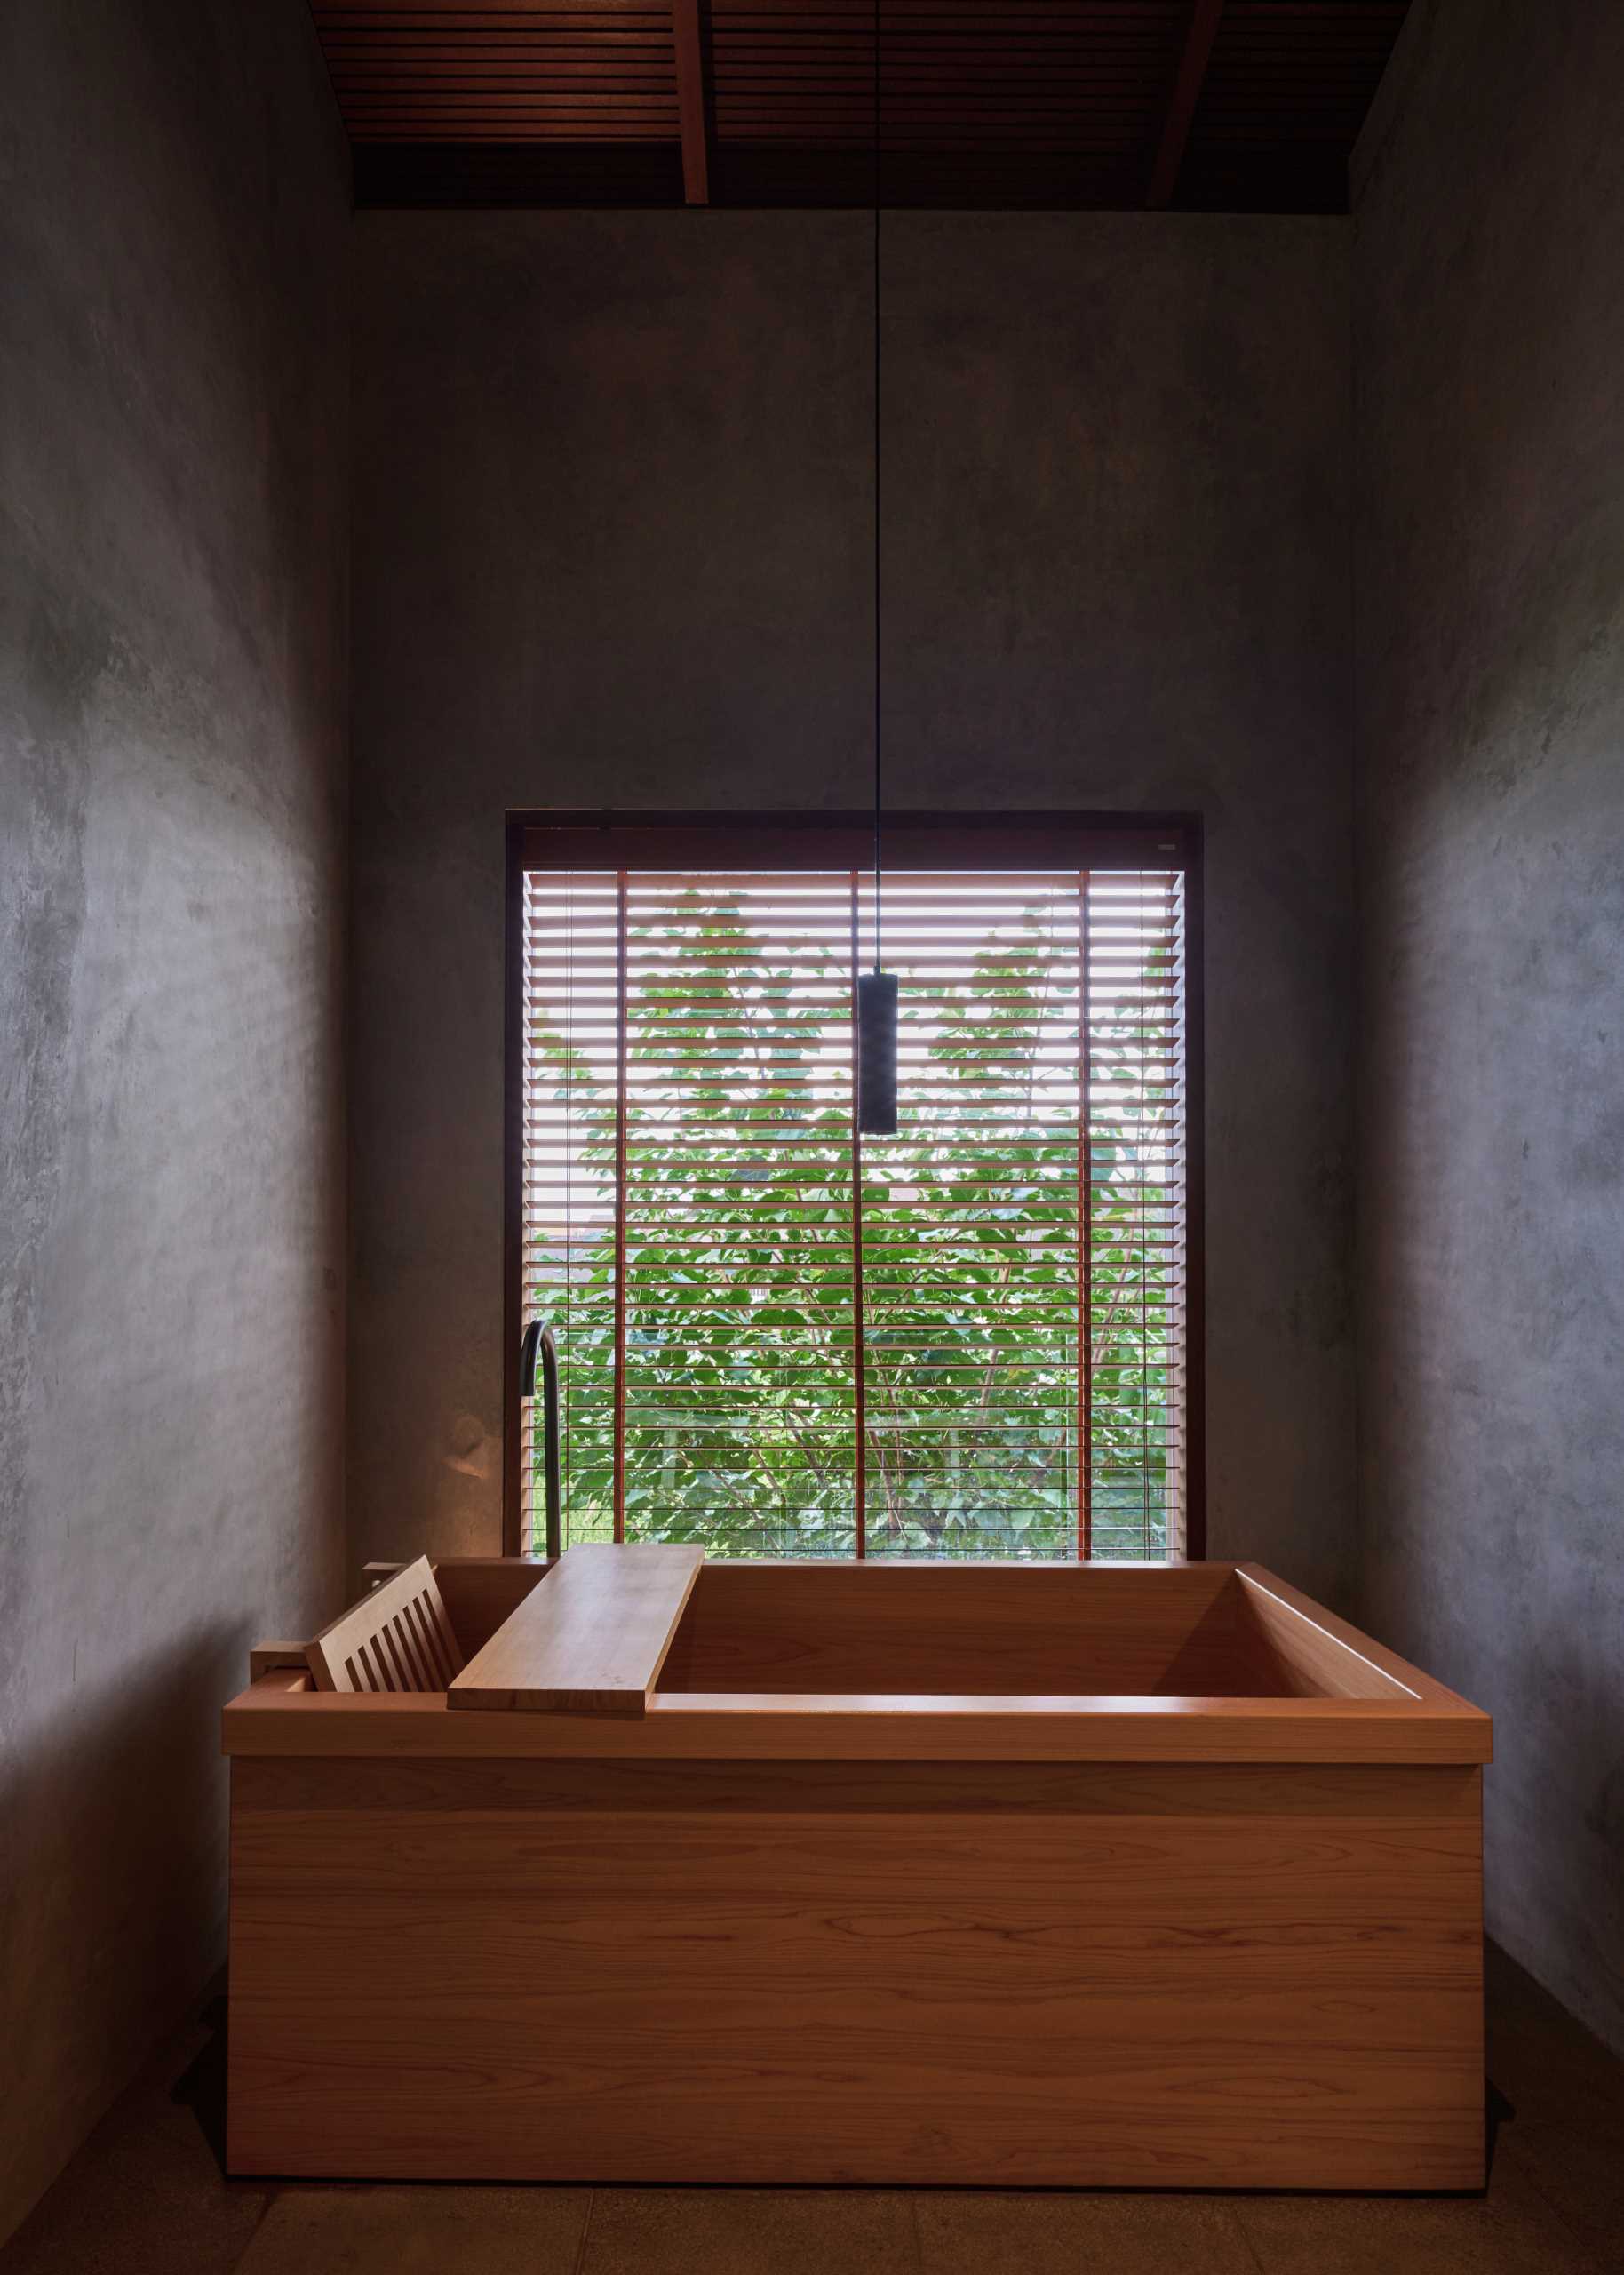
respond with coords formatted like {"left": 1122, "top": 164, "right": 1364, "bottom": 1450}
{"left": 527, "top": 887, "right": 1179, "bottom": 1561}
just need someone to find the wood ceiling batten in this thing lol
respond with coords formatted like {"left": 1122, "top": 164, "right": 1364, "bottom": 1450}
{"left": 672, "top": 0, "right": 712, "bottom": 199}
{"left": 1145, "top": 0, "right": 1222, "bottom": 207}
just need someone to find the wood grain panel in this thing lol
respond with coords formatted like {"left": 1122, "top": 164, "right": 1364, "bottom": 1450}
{"left": 658, "top": 1558, "right": 1270, "bottom": 1694}
{"left": 247, "top": 1644, "right": 310, "bottom": 1682}
{"left": 224, "top": 1680, "right": 1493, "bottom": 1764}
{"left": 1235, "top": 1564, "right": 1480, "bottom": 1708}
{"left": 228, "top": 1753, "right": 1484, "bottom": 2188}
{"left": 431, "top": 1556, "right": 553, "bottom": 1654}
{"left": 449, "top": 1543, "right": 702, "bottom": 1713}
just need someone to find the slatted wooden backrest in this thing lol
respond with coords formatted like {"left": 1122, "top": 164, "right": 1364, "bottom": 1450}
{"left": 305, "top": 1556, "right": 466, "bottom": 1694}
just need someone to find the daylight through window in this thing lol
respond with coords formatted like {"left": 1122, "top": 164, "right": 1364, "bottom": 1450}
{"left": 518, "top": 826, "right": 1193, "bottom": 1561}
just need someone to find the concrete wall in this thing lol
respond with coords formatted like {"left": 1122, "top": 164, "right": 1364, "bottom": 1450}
{"left": 1353, "top": 0, "right": 1624, "bottom": 2055}
{"left": 0, "top": 0, "right": 349, "bottom": 2239}
{"left": 351, "top": 210, "right": 1357, "bottom": 1597}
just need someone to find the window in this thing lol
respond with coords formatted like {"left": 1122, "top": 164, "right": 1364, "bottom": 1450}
{"left": 508, "top": 815, "right": 1201, "bottom": 1561}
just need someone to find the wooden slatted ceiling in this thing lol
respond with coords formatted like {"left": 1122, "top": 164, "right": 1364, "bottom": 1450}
{"left": 314, "top": 4, "right": 681, "bottom": 141}
{"left": 709, "top": 2, "right": 1181, "bottom": 152}
{"left": 316, "top": 1, "right": 1411, "bottom": 208}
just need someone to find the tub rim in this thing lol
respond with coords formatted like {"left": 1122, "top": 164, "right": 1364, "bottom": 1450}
{"left": 223, "top": 1559, "right": 1491, "bottom": 1767}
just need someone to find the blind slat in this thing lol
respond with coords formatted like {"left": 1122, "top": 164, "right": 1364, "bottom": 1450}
{"left": 522, "top": 857, "right": 1187, "bottom": 1563}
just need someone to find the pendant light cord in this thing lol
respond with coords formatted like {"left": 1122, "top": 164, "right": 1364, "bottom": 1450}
{"left": 872, "top": 0, "right": 882, "bottom": 975}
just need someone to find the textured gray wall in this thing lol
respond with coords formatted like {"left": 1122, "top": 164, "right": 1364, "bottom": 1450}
{"left": 1354, "top": 0, "right": 1624, "bottom": 2055}
{"left": 0, "top": 0, "right": 349, "bottom": 2239}
{"left": 351, "top": 210, "right": 1356, "bottom": 1596}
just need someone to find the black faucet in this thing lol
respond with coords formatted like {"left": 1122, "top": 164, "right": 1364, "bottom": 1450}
{"left": 518, "top": 1321, "right": 561, "bottom": 1561}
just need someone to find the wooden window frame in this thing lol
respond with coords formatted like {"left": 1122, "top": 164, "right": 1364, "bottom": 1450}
{"left": 504, "top": 810, "right": 1206, "bottom": 1559}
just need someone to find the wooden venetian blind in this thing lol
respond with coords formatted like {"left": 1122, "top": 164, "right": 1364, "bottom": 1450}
{"left": 520, "top": 833, "right": 1190, "bottom": 1561}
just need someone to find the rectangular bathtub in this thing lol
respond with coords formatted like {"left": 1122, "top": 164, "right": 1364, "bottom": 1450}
{"left": 223, "top": 1553, "right": 1490, "bottom": 2191}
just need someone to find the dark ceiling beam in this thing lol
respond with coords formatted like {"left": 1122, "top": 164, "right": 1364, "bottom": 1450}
{"left": 672, "top": 0, "right": 710, "bottom": 205}
{"left": 1146, "top": 0, "right": 1224, "bottom": 209}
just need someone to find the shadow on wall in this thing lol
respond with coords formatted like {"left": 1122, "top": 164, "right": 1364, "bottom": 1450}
{"left": 171, "top": 1979, "right": 232, "bottom": 2179}
{"left": 0, "top": 1623, "right": 251, "bottom": 2226}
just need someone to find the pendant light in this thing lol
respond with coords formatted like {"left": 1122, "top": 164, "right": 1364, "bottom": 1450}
{"left": 856, "top": 0, "right": 898, "bottom": 1137}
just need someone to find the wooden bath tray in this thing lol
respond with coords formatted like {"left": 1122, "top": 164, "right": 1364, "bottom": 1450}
{"left": 448, "top": 1543, "right": 703, "bottom": 1716}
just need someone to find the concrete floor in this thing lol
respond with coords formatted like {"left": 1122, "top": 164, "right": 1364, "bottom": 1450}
{"left": 3, "top": 1943, "right": 1618, "bottom": 2274}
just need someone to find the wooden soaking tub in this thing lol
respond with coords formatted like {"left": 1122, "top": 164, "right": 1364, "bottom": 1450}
{"left": 223, "top": 1552, "right": 1490, "bottom": 2191}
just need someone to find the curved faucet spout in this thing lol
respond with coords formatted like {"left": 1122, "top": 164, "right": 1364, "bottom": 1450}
{"left": 519, "top": 1321, "right": 561, "bottom": 1561}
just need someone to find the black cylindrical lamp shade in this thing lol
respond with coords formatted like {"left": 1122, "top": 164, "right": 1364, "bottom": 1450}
{"left": 856, "top": 970, "right": 898, "bottom": 1134}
